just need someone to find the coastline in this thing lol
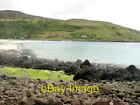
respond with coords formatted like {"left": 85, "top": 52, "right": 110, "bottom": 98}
{"left": 0, "top": 39, "right": 140, "bottom": 68}
{"left": 0, "top": 39, "right": 140, "bottom": 105}
{"left": 1, "top": 39, "right": 140, "bottom": 43}
{"left": 0, "top": 43, "right": 21, "bottom": 50}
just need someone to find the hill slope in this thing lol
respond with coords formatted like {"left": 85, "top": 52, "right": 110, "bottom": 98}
{"left": 0, "top": 10, "right": 140, "bottom": 41}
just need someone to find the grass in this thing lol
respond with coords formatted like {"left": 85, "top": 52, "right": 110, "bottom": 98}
{"left": 0, "top": 67, "right": 74, "bottom": 81}
{"left": 0, "top": 10, "right": 140, "bottom": 41}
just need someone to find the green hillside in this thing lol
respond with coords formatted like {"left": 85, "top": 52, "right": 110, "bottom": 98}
{"left": 0, "top": 10, "right": 140, "bottom": 41}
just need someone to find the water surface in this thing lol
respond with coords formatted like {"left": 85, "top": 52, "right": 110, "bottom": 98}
{"left": 22, "top": 41, "right": 140, "bottom": 66}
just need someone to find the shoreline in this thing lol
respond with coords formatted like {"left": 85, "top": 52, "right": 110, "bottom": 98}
{"left": 1, "top": 39, "right": 140, "bottom": 43}
{"left": 0, "top": 40, "right": 139, "bottom": 68}
{"left": 0, "top": 43, "right": 21, "bottom": 51}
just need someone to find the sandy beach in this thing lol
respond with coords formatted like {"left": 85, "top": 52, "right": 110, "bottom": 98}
{"left": 0, "top": 40, "right": 23, "bottom": 50}
{"left": 0, "top": 43, "right": 20, "bottom": 50}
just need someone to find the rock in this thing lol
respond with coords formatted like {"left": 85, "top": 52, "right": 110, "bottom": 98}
{"left": 80, "top": 59, "right": 91, "bottom": 68}
{"left": 135, "top": 90, "right": 140, "bottom": 93}
{"left": 93, "top": 98, "right": 112, "bottom": 105}
{"left": 117, "top": 92, "right": 126, "bottom": 99}
{"left": 71, "top": 100, "right": 81, "bottom": 105}
{"left": 135, "top": 93, "right": 140, "bottom": 97}
{"left": 0, "top": 71, "right": 139, "bottom": 105}
{"left": 132, "top": 103, "right": 139, "bottom": 105}
{"left": 63, "top": 96, "right": 72, "bottom": 104}
{"left": 74, "top": 61, "right": 140, "bottom": 81}
{"left": 126, "top": 65, "right": 137, "bottom": 71}
{"left": 93, "top": 98, "right": 129, "bottom": 105}
{"left": 19, "top": 96, "right": 35, "bottom": 105}
{"left": 73, "top": 60, "right": 94, "bottom": 81}
{"left": 34, "top": 98, "right": 49, "bottom": 105}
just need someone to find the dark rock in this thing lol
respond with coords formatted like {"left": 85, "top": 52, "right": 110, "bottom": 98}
{"left": 73, "top": 60, "right": 94, "bottom": 81}
{"left": 80, "top": 59, "right": 91, "bottom": 68}
{"left": 73, "top": 61, "right": 140, "bottom": 81}
{"left": 126, "top": 65, "right": 137, "bottom": 71}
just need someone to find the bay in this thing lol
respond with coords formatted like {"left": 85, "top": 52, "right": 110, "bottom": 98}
{"left": 21, "top": 41, "right": 140, "bottom": 66}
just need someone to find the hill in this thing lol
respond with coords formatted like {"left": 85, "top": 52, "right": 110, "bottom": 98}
{"left": 0, "top": 10, "right": 140, "bottom": 41}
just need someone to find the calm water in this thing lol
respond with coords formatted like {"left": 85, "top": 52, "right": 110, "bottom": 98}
{"left": 22, "top": 41, "right": 140, "bottom": 66}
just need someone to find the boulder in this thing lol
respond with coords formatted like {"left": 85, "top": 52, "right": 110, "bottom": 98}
{"left": 73, "top": 60, "right": 140, "bottom": 81}
{"left": 126, "top": 65, "right": 137, "bottom": 72}
{"left": 73, "top": 60, "right": 94, "bottom": 81}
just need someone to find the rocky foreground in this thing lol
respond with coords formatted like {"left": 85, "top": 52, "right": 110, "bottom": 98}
{"left": 0, "top": 74, "right": 140, "bottom": 105}
{"left": 0, "top": 49, "right": 140, "bottom": 105}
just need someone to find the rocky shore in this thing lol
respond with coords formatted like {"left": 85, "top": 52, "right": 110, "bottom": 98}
{"left": 0, "top": 48, "right": 140, "bottom": 105}
{"left": 0, "top": 74, "right": 139, "bottom": 105}
{"left": 0, "top": 49, "right": 140, "bottom": 81}
{"left": 73, "top": 60, "right": 140, "bottom": 81}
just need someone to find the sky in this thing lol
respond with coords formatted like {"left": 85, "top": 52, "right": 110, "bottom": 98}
{"left": 0, "top": 0, "right": 140, "bottom": 30}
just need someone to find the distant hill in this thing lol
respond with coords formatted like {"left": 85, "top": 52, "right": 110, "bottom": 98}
{"left": 0, "top": 10, "right": 140, "bottom": 41}
{"left": 0, "top": 10, "right": 43, "bottom": 19}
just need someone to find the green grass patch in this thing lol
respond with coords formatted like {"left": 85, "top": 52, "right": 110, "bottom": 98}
{"left": 0, "top": 67, "right": 74, "bottom": 81}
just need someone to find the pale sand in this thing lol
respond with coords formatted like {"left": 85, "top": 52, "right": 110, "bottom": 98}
{"left": 0, "top": 44, "right": 19, "bottom": 50}
{"left": 0, "top": 39, "right": 24, "bottom": 44}
{"left": 0, "top": 40, "right": 23, "bottom": 50}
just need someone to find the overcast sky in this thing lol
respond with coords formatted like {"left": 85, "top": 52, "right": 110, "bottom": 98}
{"left": 0, "top": 0, "right": 140, "bottom": 30}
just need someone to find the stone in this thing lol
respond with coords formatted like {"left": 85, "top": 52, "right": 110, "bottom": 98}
{"left": 93, "top": 98, "right": 129, "bottom": 105}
